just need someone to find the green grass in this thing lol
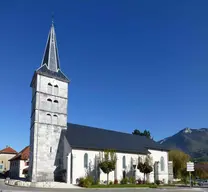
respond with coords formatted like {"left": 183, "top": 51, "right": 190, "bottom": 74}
{"left": 89, "top": 184, "right": 157, "bottom": 188}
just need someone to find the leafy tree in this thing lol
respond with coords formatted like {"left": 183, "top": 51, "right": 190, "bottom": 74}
{"left": 98, "top": 149, "right": 116, "bottom": 185}
{"left": 168, "top": 150, "right": 190, "bottom": 178}
{"left": 193, "top": 162, "right": 208, "bottom": 179}
{"left": 132, "top": 129, "right": 151, "bottom": 139}
{"left": 137, "top": 155, "right": 153, "bottom": 183}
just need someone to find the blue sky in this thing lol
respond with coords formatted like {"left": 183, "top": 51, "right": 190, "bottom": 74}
{"left": 1, "top": 0, "right": 208, "bottom": 152}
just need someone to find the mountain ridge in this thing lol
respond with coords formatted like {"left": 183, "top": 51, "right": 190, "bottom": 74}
{"left": 158, "top": 127, "right": 208, "bottom": 161}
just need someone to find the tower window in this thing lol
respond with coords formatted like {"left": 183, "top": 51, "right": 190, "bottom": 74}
{"left": 46, "top": 113, "right": 52, "bottom": 124}
{"left": 48, "top": 83, "right": 52, "bottom": 94}
{"left": 50, "top": 147, "right": 52, "bottom": 153}
{"left": 47, "top": 98, "right": 52, "bottom": 110}
{"left": 53, "top": 100, "right": 58, "bottom": 111}
{"left": 53, "top": 115, "right": 58, "bottom": 125}
{"left": 54, "top": 85, "right": 59, "bottom": 95}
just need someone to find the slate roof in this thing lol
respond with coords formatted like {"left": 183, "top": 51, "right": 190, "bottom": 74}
{"left": 66, "top": 123, "right": 169, "bottom": 154}
{"left": 41, "top": 22, "right": 60, "bottom": 72}
{"left": 9, "top": 146, "right": 29, "bottom": 161}
{"left": 0, "top": 146, "right": 17, "bottom": 154}
{"left": 30, "top": 22, "right": 69, "bottom": 86}
{"left": 36, "top": 65, "right": 69, "bottom": 82}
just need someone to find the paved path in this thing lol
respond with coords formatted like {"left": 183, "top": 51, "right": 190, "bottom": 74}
{"left": 0, "top": 181, "right": 207, "bottom": 192}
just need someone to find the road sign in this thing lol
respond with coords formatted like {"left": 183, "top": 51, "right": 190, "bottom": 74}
{"left": 187, "top": 162, "right": 194, "bottom": 172}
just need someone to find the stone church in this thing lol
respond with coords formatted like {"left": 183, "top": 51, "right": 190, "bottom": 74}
{"left": 29, "top": 22, "right": 170, "bottom": 184}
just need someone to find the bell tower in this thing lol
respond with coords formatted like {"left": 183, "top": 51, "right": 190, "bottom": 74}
{"left": 29, "top": 22, "right": 69, "bottom": 182}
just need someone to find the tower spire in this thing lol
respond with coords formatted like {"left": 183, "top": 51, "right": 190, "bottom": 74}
{"left": 52, "top": 12, "right": 54, "bottom": 25}
{"left": 41, "top": 21, "right": 60, "bottom": 72}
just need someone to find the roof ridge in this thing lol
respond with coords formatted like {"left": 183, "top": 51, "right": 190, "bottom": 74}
{"left": 0, "top": 146, "right": 17, "bottom": 154}
{"left": 9, "top": 146, "right": 29, "bottom": 161}
{"left": 68, "top": 122, "right": 137, "bottom": 136}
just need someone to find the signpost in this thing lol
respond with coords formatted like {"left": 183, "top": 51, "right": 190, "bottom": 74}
{"left": 186, "top": 162, "right": 194, "bottom": 187}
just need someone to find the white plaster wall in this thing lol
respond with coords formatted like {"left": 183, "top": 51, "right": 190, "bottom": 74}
{"left": 148, "top": 149, "right": 169, "bottom": 184}
{"left": 37, "top": 75, "right": 68, "bottom": 98}
{"left": 19, "top": 160, "right": 29, "bottom": 178}
{"left": 34, "top": 110, "right": 67, "bottom": 127}
{"left": 36, "top": 92, "right": 68, "bottom": 114}
{"left": 69, "top": 149, "right": 166, "bottom": 184}
{"left": 0, "top": 154, "right": 16, "bottom": 172}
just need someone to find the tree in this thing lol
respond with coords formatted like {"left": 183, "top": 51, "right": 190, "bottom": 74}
{"left": 132, "top": 129, "right": 141, "bottom": 135}
{"left": 143, "top": 130, "right": 151, "bottom": 139}
{"left": 132, "top": 129, "right": 152, "bottom": 139}
{"left": 98, "top": 149, "right": 116, "bottom": 185}
{"left": 168, "top": 150, "right": 190, "bottom": 178}
{"left": 137, "top": 155, "right": 153, "bottom": 183}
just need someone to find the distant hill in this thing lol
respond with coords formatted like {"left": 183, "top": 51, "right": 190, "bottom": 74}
{"left": 158, "top": 128, "right": 208, "bottom": 161}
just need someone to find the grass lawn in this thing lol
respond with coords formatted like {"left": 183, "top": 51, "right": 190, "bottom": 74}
{"left": 89, "top": 184, "right": 157, "bottom": 188}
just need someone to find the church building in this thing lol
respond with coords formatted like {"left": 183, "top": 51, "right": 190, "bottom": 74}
{"left": 29, "top": 22, "right": 170, "bottom": 184}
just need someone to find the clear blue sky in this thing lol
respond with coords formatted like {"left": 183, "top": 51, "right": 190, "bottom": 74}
{"left": 1, "top": 0, "right": 208, "bottom": 152}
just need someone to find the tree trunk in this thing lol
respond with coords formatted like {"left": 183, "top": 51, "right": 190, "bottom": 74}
{"left": 144, "top": 173, "right": 145, "bottom": 183}
{"left": 107, "top": 173, "right": 109, "bottom": 185}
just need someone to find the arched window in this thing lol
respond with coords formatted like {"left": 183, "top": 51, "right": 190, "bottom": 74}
{"left": 48, "top": 83, "right": 52, "bottom": 94}
{"left": 160, "top": 156, "right": 165, "bottom": 171}
{"left": 47, "top": 98, "right": 52, "bottom": 109}
{"left": 122, "top": 156, "right": 126, "bottom": 169}
{"left": 53, "top": 115, "right": 58, "bottom": 125}
{"left": 46, "top": 114, "right": 52, "bottom": 124}
{"left": 84, "top": 153, "right": 88, "bottom": 168}
{"left": 54, "top": 85, "right": 58, "bottom": 95}
{"left": 53, "top": 100, "right": 58, "bottom": 111}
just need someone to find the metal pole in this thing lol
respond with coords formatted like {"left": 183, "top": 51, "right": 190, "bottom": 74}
{"left": 189, "top": 171, "right": 191, "bottom": 187}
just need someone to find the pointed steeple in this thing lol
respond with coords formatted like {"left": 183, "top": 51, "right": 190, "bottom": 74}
{"left": 41, "top": 22, "right": 60, "bottom": 72}
{"left": 30, "top": 21, "right": 69, "bottom": 87}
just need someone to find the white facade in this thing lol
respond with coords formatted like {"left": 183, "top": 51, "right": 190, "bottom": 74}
{"left": 0, "top": 153, "right": 16, "bottom": 173}
{"left": 66, "top": 148, "right": 169, "bottom": 184}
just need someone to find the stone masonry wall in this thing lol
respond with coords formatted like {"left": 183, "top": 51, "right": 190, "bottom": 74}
{"left": 29, "top": 74, "right": 68, "bottom": 182}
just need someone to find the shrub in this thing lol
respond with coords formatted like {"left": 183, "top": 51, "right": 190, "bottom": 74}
{"left": 128, "top": 176, "right": 136, "bottom": 184}
{"left": 114, "top": 179, "right": 118, "bottom": 184}
{"left": 78, "top": 176, "right": 93, "bottom": 188}
{"left": 86, "top": 176, "right": 93, "bottom": 184}
{"left": 92, "top": 179, "right": 100, "bottom": 185}
{"left": 137, "top": 179, "right": 143, "bottom": 184}
{"left": 120, "top": 178, "right": 128, "bottom": 184}
{"left": 109, "top": 181, "right": 113, "bottom": 185}
{"left": 155, "top": 180, "right": 160, "bottom": 185}
{"left": 181, "top": 177, "right": 188, "bottom": 185}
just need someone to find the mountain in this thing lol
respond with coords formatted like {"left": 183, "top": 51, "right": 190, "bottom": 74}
{"left": 158, "top": 128, "right": 208, "bottom": 161}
